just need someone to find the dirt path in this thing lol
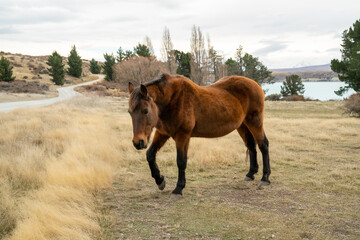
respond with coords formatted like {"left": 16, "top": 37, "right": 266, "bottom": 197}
{"left": 0, "top": 75, "right": 104, "bottom": 113}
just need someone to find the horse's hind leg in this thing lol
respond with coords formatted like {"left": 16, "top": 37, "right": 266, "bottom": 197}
{"left": 245, "top": 117, "right": 271, "bottom": 186}
{"left": 237, "top": 124, "right": 258, "bottom": 181}
{"left": 146, "top": 130, "right": 169, "bottom": 190}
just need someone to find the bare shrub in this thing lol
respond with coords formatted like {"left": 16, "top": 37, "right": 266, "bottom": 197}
{"left": 265, "top": 93, "right": 282, "bottom": 101}
{"left": 77, "top": 81, "right": 126, "bottom": 97}
{"left": 282, "top": 95, "right": 305, "bottom": 101}
{"left": 113, "top": 56, "right": 169, "bottom": 90}
{"left": 343, "top": 93, "right": 360, "bottom": 117}
{"left": 0, "top": 80, "right": 49, "bottom": 94}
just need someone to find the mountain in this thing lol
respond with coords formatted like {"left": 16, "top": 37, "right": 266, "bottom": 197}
{"left": 270, "top": 64, "right": 338, "bottom": 82}
{"left": 270, "top": 64, "right": 332, "bottom": 73}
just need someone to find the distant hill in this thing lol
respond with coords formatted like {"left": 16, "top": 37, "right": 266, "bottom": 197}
{"left": 270, "top": 64, "right": 331, "bottom": 72}
{"left": 0, "top": 51, "right": 93, "bottom": 85}
{"left": 270, "top": 64, "right": 338, "bottom": 82}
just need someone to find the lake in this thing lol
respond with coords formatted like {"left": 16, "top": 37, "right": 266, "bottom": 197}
{"left": 262, "top": 82, "right": 356, "bottom": 101}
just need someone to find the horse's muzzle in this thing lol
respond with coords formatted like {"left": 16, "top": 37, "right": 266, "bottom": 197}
{"left": 133, "top": 139, "right": 147, "bottom": 150}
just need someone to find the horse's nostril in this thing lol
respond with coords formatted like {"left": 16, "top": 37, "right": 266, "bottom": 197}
{"left": 139, "top": 139, "right": 144, "bottom": 148}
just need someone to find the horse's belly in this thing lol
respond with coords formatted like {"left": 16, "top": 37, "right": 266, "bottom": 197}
{"left": 191, "top": 119, "right": 242, "bottom": 138}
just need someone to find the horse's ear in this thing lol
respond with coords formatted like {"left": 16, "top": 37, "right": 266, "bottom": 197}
{"left": 128, "top": 82, "right": 134, "bottom": 94}
{"left": 140, "top": 84, "right": 148, "bottom": 97}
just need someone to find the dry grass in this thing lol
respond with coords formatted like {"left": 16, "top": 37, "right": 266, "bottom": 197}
{"left": 100, "top": 100, "right": 360, "bottom": 240}
{"left": 0, "top": 97, "right": 126, "bottom": 239}
{"left": 0, "top": 97, "right": 359, "bottom": 240}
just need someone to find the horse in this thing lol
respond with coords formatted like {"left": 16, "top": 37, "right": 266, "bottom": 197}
{"left": 128, "top": 74, "right": 270, "bottom": 199}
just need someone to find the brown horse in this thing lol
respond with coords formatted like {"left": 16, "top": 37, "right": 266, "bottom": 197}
{"left": 128, "top": 74, "right": 270, "bottom": 199}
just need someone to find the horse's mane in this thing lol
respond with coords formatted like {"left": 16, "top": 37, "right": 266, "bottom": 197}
{"left": 144, "top": 73, "right": 169, "bottom": 87}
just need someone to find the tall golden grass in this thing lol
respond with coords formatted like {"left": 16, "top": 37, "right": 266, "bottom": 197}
{"left": 0, "top": 97, "right": 126, "bottom": 239}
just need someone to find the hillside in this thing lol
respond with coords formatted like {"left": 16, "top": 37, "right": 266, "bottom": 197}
{"left": 270, "top": 64, "right": 331, "bottom": 72}
{"left": 270, "top": 64, "right": 338, "bottom": 82}
{"left": 0, "top": 51, "right": 93, "bottom": 85}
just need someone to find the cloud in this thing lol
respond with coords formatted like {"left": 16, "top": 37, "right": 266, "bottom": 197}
{"left": 253, "top": 40, "right": 288, "bottom": 56}
{"left": 0, "top": 27, "right": 19, "bottom": 35}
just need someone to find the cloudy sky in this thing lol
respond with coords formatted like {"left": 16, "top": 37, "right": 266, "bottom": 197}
{"left": 0, "top": 0, "right": 359, "bottom": 68}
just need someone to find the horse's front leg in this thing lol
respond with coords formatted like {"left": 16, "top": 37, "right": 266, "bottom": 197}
{"left": 146, "top": 130, "right": 169, "bottom": 190}
{"left": 171, "top": 132, "right": 190, "bottom": 200}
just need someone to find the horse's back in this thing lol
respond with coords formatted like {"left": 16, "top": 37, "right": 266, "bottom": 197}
{"left": 208, "top": 76, "right": 265, "bottom": 113}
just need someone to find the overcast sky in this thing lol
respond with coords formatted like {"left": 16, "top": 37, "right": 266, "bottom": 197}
{"left": 0, "top": 0, "right": 359, "bottom": 68}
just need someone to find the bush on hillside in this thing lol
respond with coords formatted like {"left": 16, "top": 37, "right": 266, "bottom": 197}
{"left": 343, "top": 93, "right": 360, "bottom": 117}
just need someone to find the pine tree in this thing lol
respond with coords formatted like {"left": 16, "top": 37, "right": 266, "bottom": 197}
{"left": 90, "top": 58, "right": 101, "bottom": 74}
{"left": 0, "top": 56, "right": 15, "bottom": 82}
{"left": 47, "top": 51, "right": 65, "bottom": 85}
{"left": 280, "top": 74, "right": 305, "bottom": 97}
{"left": 67, "top": 45, "right": 83, "bottom": 78}
{"left": 134, "top": 44, "right": 152, "bottom": 58}
{"left": 102, "top": 53, "right": 116, "bottom": 81}
{"left": 174, "top": 50, "right": 191, "bottom": 78}
{"left": 331, "top": 19, "right": 360, "bottom": 95}
{"left": 116, "top": 47, "right": 126, "bottom": 62}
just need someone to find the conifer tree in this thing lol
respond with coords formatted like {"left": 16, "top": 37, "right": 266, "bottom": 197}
{"left": 331, "top": 19, "right": 360, "bottom": 95}
{"left": 67, "top": 45, "right": 82, "bottom": 78}
{"left": 90, "top": 58, "right": 101, "bottom": 74}
{"left": 47, "top": 51, "right": 65, "bottom": 85}
{"left": 0, "top": 56, "right": 15, "bottom": 82}
{"left": 280, "top": 74, "right": 305, "bottom": 96}
{"left": 102, "top": 53, "right": 116, "bottom": 81}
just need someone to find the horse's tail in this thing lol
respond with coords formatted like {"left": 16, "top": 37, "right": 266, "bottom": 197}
{"left": 245, "top": 149, "right": 249, "bottom": 163}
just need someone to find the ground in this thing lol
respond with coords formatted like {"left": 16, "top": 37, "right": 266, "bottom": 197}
{"left": 0, "top": 97, "right": 359, "bottom": 240}
{"left": 98, "top": 100, "right": 360, "bottom": 240}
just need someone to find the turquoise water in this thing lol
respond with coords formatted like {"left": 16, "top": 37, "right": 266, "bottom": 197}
{"left": 262, "top": 82, "right": 356, "bottom": 101}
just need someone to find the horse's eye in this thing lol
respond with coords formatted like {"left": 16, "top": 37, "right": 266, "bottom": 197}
{"left": 142, "top": 109, "right": 148, "bottom": 114}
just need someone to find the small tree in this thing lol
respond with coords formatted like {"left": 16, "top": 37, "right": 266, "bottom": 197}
{"left": 190, "top": 25, "right": 208, "bottom": 85}
{"left": 174, "top": 50, "right": 191, "bottom": 78}
{"left": 116, "top": 47, "right": 126, "bottom": 63}
{"left": 134, "top": 44, "right": 152, "bottom": 58}
{"left": 102, "top": 53, "right": 116, "bottom": 81}
{"left": 0, "top": 56, "right": 15, "bottom": 82}
{"left": 90, "top": 58, "right": 101, "bottom": 74}
{"left": 225, "top": 58, "right": 241, "bottom": 76}
{"left": 331, "top": 19, "right": 360, "bottom": 95}
{"left": 47, "top": 51, "right": 65, "bottom": 85}
{"left": 67, "top": 45, "right": 82, "bottom": 78}
{"left": 225, "top": 45, "right": 274, "bottom": 84}
{"left": 280, "top": 74, "right": 305, "bottom": 97}
{"left": 161, "top": 27, "right": 178, "bottom": 74}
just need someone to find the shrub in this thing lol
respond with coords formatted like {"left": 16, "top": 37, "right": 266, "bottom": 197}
{"left": 343, "top": 93, "right": 360, "bottom": 117}
{"left": 282, "top": 94, "right": 306, "bottom": 101}
{"left": 113, "top": 56, "right": 168, "bottom": 90}
{"left": 265, "top": 93, "right": 282, "bottom": 101}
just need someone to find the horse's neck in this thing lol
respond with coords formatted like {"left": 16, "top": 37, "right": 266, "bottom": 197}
{"left": 147, "top": 83, "right": 176, "bottom": 112}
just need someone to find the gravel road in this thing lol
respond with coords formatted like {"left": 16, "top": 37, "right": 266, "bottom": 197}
{"left": 0, "top": 75, "right": 104, "bottom": 113}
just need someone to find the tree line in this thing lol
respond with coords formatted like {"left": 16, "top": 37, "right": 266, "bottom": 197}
{"left": 99, "top": 25, "right": 275, "bottom": 89}
{"left": 0, "top": 20, "right": 359, "bottom": 99}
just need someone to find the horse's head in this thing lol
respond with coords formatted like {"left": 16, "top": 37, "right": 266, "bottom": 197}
{"left": 128, "top": 82, "right": 159, "bottom": 150}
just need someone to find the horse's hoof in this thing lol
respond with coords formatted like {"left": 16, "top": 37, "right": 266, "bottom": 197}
{"left": 257, "top": 181, "right": 270, "bottom": 189}
{"left": 170, "top": 194, "right": 182, "bottom": 201}
{"left": 157, "top": 178, "right": 166, "bottom": 191}
{"left": 243, "top": 176, "right": 254, "bottom": 181}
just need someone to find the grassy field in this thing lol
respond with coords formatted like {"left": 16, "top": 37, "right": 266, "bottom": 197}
{"left": 0, "top": 98, "right": 359, "bottom": 240}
